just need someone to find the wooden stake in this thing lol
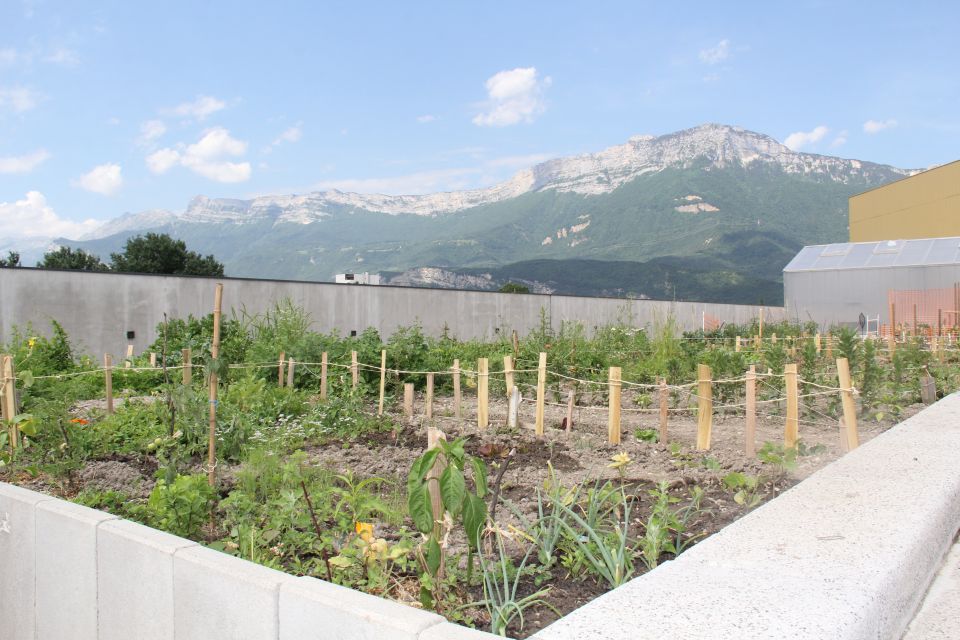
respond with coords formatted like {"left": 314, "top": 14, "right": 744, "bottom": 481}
{"left": 182, "top": 348, "right": 192, "bottom": 385}
{"left": 403, "top": 383, "right": 414, "bottom": 418}
{"left": 287, "top": 357, "right": 296, "bottom": 388}
{"left": 351, "top": 351, "right": 358, "bottom": 389}
{"left": 838, "top": 417, "right": 850, "bottom": 453}
{"left": 815, "top": 333, "right": 821, "bottom": 355}
{"left": 377, "top": 350, "right": 386, "bottom": 416}
{"left": 696, "top": 364, "right": 712, "bottom": 450}
{"left": 920, "top": 369, "right": 937, "bottom": 405}
{"left": 207, "top": 283, "right": 223, "bottom": 487}
{"left": 426, "top": 372, "right": 434, "bottom": 420}
{"left": 826, "top": 336, "right": 833, "bottom": 359}
{"left": 771, "top": 333, "right": 777, "bottom": 344}
{"left": 735, "top": 336, "right": 741, "bottom": 352}
{"left": 607, "top": 366, "right": 622, "bottom": 444}
{"left": 758, "top": 306, "right": 764, "bottom": 340}
{"left": 452, "top": 359, "right": 461, "bottom": 419}
{"left": 426, "top": 428, "right": 447, "bottom": 539}
{"left": 278, "top": 352, "right": 285, "bottom": 387}
{"left": 126, "top": 343, "right": 134, "bottom": 368}
{"left": 149, "top": 352, "right": 157, "bottom": 367}
{"left": 320, "top": 352, "right": 328, "bottom": 400}
{"left": 745, "top": 365, "right": 757, "bottom": 456}
{"left": 836, "top": 357, "right": 859, "bottom": 451}
{"left": 503, "top": 355, "right": 514, "bottom": 399}
{"left": 477, "top": 358, "right": 489, "bottom": 429}
{"left": 565, "top": 387, "right": 575, "bottom": 433}
{"left": 104, "top": 353, "right": 114, "bottom": 415}
{"left": 784, "top": 363, "right": 799, "bottom": 450}
{"left": 888, "top": 332, "right": 896, "bottom": 355}
{"left": 2, "top": 355, "right": 17, "bottom": 449}
{"left": 535, "top": 352, "right": 547, "bottom": 437}
{"left": 508, "top": 385, "right": 520, "bottom": 429}
{"left": 658, "top": 378, "right": 669, "bottom": 444}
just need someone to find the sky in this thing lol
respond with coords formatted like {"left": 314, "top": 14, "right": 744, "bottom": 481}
{"left": 2, "top": 0, "right": 959, "bottom": 242}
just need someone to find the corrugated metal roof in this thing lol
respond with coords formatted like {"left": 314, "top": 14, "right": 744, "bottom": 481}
{"left": 784, "top": 237, "right": 960, "bottom": 272}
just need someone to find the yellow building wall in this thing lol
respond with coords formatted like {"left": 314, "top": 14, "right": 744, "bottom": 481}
{"left": 849, "top": 160, "right": 960, "bottom": 242}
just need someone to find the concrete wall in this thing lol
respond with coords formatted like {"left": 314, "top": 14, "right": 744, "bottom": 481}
{"left": 850, "top": 160, "right": 960, "bottom": 242}
{"left": 0, "top": 482, "right": 494, "bottom": 640}
{"left": 0, "top": 268, "right": 783, "bottom": 358}
{"left": 535, "top": 393, "right": 960, "bottom": 640}
{"left": 784, "top": 263, "right": 960, "bottom": 328}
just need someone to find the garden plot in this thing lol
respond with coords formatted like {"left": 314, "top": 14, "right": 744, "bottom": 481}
{"left": 0, "top": 306, "right": 954, "bottom": 638}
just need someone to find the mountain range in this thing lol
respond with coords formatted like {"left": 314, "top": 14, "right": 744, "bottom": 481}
{"left": 52, "top": 124, "right": 912, "bottom": 304}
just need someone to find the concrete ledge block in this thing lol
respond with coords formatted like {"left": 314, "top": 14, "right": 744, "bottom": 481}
{"left": 279, "top": 575, "right": 445, "bottom": 640}
{"left": 98, "top": 518, "right": 198, "bottom": 640}
{"left": 418, "top": 621, "right": 500, "bottom": 639}
{"left": 0, "top": 482, "right": 54, "bottom": 640}
{"left": 174, "top": 544, "right": 290, "bottom": 640}
{"left": 35, "top": 498, "right": 117, "bottom": 640}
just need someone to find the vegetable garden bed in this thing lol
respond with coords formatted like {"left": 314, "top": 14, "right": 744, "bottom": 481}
{"left": 0, "top": 303, "right": 951, "bottom": 637}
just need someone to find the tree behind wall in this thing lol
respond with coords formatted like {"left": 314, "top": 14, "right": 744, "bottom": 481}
{"left": 110, "top": 233, "right": 225, "bottom": 276}
{"left": 0, "top": 251, "right": 21, "bottom": 267}
{"left": 38, "top": 247, "right": 108, "bottom": 271}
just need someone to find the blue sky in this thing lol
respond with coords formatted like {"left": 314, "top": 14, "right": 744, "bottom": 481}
{"left": 2, "top": 0, "right": 959, "bottom": 240}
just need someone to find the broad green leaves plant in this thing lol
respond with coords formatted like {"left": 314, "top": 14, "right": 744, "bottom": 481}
{"left": 407, "top": 437, "right": 488, "bottom": 609}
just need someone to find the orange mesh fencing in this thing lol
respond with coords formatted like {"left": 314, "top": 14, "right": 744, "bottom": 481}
{"left": 887, "top": 284, "right": 960, "bottom": 336}
{"left": 702, "top": 312, "right": 723, "bottom": 332}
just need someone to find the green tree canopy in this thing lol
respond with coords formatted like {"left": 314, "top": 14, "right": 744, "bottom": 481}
{"left": 498, "top": 282, "right": 530, "bottom": 294}
{"left": 39, "top": 246, "right": 108, "bottom": 271}
{"left": 110, "top": 233, "right": 225, "bottom": 276}
{"left": 0, "top": 251, "right": 21, "bottom": 267}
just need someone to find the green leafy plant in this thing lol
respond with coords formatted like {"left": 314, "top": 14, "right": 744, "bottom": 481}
{"left": 634, "top": 427, "right": 658, "bottom": 443}
{"left": 757, "top": 441, "right": 797, "bottom": 476}
{"left": 469, "top": 529, "right": 558, "bottom": 636}
{"left": 505, "top": 463, "right": 576, "bottom": 568}
{"left": 722, "top": 472, "right": 763, "bottom": 508}
{"left": 147, "top": 473, "right": 215, "bottom": 538}
{"left": 556, "top": 487, "right": 635, "bottom": 588}
{"left": 407, "top": 437, "right": 488, "bottom": 610}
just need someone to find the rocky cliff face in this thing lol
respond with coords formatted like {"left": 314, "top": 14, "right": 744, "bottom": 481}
{"left": 82, "top": 123, "right": 912, "bottom": 238}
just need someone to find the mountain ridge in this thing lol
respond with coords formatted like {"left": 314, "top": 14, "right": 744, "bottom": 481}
{"left": 81, "top": 123, "right": 912, "bottom": 240}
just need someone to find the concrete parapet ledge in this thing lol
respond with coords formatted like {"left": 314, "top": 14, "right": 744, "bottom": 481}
{"left": 534, "top": 393, "right": 960, "bottom": 640}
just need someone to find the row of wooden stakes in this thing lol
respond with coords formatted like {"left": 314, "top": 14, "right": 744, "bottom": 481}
{"left": 272, "top": 350, "right": 861, "bottom": 456}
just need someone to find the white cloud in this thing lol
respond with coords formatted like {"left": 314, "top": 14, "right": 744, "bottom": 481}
{"left": 417, "top": 114, "right": 437, "bottom": 123}
{"left": 73, "top": 163, "right": 123, "bottom": 196}
{"left": 147, "top": 127, "right": 251, "bottom": 183}
{"left": 699, "top": 39, "right": 730, "bottom": 65}
{"left": 165, "top": 95, "right": 226, "bottom": 121}
{"left": 138, "top": 119, "right": 167, "bottom": 145}
{"left": 146, "top": 148, "right": 180, "bottom": 174}
{"left": 42, "top": 47, "right": 79, "bottom": 66}
{"left": 831, "top": 130, "right": 848, "bottom": 148}
{"left": 0, "top": 86, "right": 40, "bottom": 112}
{"left": 783, "top": 125, "right": 829, "bottom": 151}
{"left": 473, "top": 67, "right": 551, "bottom": 127}
{"left": 264, "top": 123, "right": 303, "bottom": 152}
{"left": 0, "top": 148, "right": 50, "bottom": 174}
{"left": 863, "top": 119, "right": 898, "bottom": 134}
{"left": 0, "top": 191, "right": 103, "bottom": 239}
{"left": 0, "top": 48, "right": 21, "bottom": 66}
